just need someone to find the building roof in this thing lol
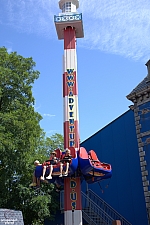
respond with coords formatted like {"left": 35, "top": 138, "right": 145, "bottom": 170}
{"left": 127, "top": 60, "right": 150, "bottom": 100}
{"left": 128, "top": 76, "right": 150, "bottom": 96}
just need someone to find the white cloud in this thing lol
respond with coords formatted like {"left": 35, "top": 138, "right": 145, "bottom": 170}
{"left": 1, "top": 0, "right": 150, "bottom": 61}
{"left": 43, "top": 113, "right": 55, "bottom": 117}
{"left": 0, "top": 0, "right": 57, "bottom": 37}
{"left": 79, "top": 0, "right": 150, "bottom": 61}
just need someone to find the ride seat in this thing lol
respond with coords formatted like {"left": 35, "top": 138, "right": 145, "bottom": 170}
{"left": 88, "top": 150, "right": 99, "bottom": 161}
{"left": 60, "top": 147, "right": 76, "bottom": 164}
{"left": 53, "top": 148, "right": 62, "bottom": 168}
{"left": 54, "top": 148, "right": 62, "bottom": 159}
{"left": 68, "top": 147, "right": 76, "bottom": 158}
{"left": 88, "top": 150, "right": 111, "bottom": 170}
{"left": 88, "top": 150, "right": 101, "bottom": 166}
{"left": 44, "top": 149, "right": 62, "bottom": 168}
{"left": 79, "top": 147, "right": 89, "bottom": 159}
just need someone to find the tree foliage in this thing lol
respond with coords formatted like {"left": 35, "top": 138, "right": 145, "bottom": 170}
{"left": 0, "top": 47, "right": 63, "bottom": 224}
{"left": 12, "top": 183, "right": 59, "bottom": 225}
{"left": 35, "top": 133, "right": 64, "bottom": 162}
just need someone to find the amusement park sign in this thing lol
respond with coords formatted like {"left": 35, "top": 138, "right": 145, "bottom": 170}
{"left": 54, "top": 13, "right": 82, "bottom": 23}
{"left": 64, "top": 177, "right": 82, "bottom": 211}
{"left": 66, "top": 69, "right": 76, "bottom": 148}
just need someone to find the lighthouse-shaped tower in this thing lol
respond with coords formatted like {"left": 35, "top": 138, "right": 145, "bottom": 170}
{"left": 54, "top": 1, "right": 84, "bottom": 225}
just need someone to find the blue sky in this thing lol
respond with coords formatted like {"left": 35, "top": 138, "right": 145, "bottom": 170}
{"left": 0, "top": 0, "right": 150, "bottom": 142}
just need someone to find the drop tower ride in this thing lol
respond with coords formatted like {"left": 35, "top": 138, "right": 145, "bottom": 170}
{"left": 54, "top": 1, "right": 84, "bottom": 225}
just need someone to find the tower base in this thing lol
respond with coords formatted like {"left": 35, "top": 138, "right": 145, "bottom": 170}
{"left": 64, "top": 210, "right": 82, "bottom": 225}
{"left": 64, "top": 177, "right": 82, "bottom": 225}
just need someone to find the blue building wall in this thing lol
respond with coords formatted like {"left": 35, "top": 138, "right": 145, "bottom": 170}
{"left": 81, "top": 109, "right": 148, "bottom": 225}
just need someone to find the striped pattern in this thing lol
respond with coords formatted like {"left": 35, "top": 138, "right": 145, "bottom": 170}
{"left": 64, "top": 177, "right": 82, "bottom": 223}
{"left": 63, "top": 26, "right": 79, "bottom": 150}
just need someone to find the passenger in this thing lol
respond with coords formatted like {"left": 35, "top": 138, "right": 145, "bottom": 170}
{"left": 29, "top": 160, "right": 42, "bottom": 187}
{"left": 41, "top": 151, "right": 58, "bottom": 180}
{"left": 59, "top": 149, "right": 72, "bottom": 177}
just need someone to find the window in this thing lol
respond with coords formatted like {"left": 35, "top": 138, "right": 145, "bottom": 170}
{"left": 66, "top": 2, "right": 71, "bottom": 12}
{"left": 62, "top": 2, "right": 71, "bottom": 13}
{"left": 62, "top": 3, "right": 65, "bottom": 13}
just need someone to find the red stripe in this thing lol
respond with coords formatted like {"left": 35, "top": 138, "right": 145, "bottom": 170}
{"left": 64, "top": 121, "right": 79, "bottom": 149}
{"left": 63, "top": 71, "right": 77, "bottom": 97}
{"left": 64, "top": 177, "right": 82, "bottom": 211}
{"left": 64, "top": 27, "right": 76, "bottom": 50}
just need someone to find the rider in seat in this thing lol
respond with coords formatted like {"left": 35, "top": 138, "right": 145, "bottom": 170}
{"left": 41, "top": 151, "right": 58, "bottom": 180}
{"left": 29, "top": 160, "right": 42, "bottom": 187}
{"left": 59, "top": 149, "right": 72, "bottom": 177}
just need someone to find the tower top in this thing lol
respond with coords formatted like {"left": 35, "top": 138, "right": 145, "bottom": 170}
{"left": 59, "top": 0, "right": 79, "bottom": 13}
{"left": 54, "top": 0, "right": 84, "bottom": 39}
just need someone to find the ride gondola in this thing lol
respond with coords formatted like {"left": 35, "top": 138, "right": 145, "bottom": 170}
{"left": 78, "top": 147, "right": 112, "bottom": 184}
{"left": 34, "top": 147, "right": 78, "bottom": 183}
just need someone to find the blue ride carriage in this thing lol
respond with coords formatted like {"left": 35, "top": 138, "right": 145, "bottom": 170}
{"left": 78, "top": 147, "right": 112, "bottom": 184}
{"left": 34, "top": 146, "right": 112, "bottom": 185}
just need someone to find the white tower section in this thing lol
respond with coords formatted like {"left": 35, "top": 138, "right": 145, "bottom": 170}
{"left": 59, "top": 0, "right": 79, "bottom": 13}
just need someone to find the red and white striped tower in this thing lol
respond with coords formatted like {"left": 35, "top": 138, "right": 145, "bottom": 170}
{"left": 54, "top": 1, "right": 84, "bottom": 224}
{"left": 63, "top": 26, "right": 79, "bottom": 151}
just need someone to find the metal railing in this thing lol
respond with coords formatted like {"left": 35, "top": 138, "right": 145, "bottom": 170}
{"left": 82, "top": 210, "right": 97, "bottom": 225}
{"left": 60, "top": 191, "right": 112, "bottom": 224}
{"left": 82, "top": 191, "right": 113, "bottom": 225}
{"left": 87, "top": 189, "right": 132, "bottom": 225}
{"left": 60, "top": 189, "right": 132, "bottom": 225}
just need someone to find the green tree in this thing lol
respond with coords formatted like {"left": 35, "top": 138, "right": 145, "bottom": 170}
{"left": 0, "top": 47, "right": 64, "bottom": 225}
{"left": 11, "top": 183, "right": 59, "bottom": 225}
{"left": 35, "top": 133, "right": 64, "bottom": 162}
{"left": 18, "top": 132, "right": 64, "bottom": 225}
{"left": 0, "top": 46, "right": 42, "bottom": 201}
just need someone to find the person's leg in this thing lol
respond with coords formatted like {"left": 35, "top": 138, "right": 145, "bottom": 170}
{"left": 41, "top": 166, "right": 46, "bottom": 180}
{"left": 64, "top": 162, "right": 69, "bottom": 176}
{"left": 33, "top": 172, "right": 37, "bottom": 183}
{"left": 29, "top": 172, "right": 37, "bottom": 187}
{"left": 59, "top": 163, "right": 63, "bottom": 177}
{"left": 46, "top": 165, "right": 53, "bottom": 179}
{"left": 36, "top": 178, "right": 41, "bottom": 187}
